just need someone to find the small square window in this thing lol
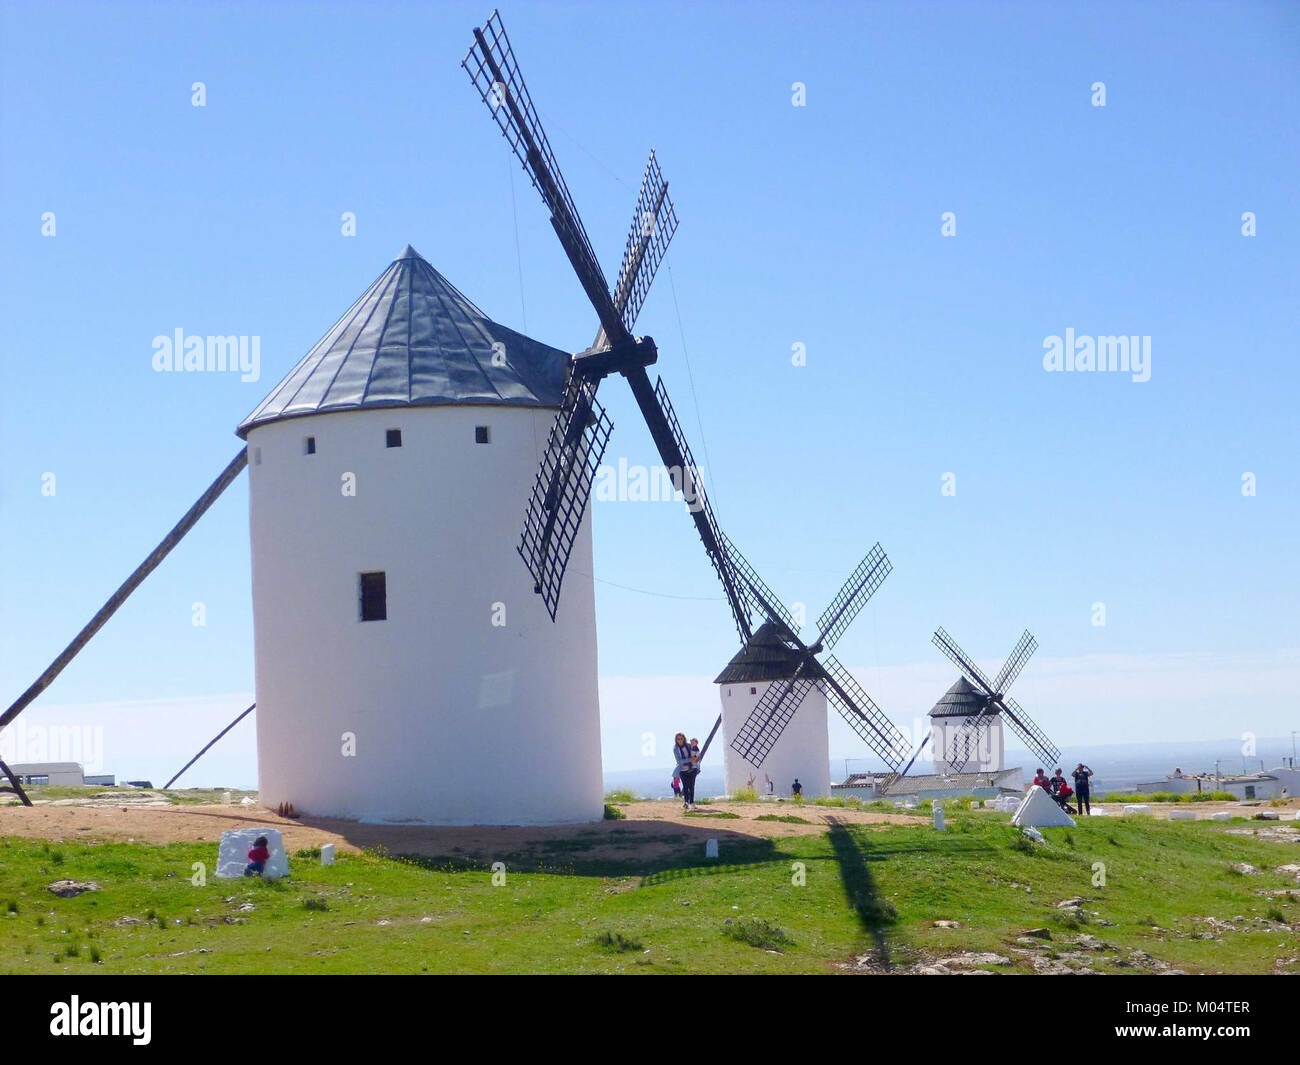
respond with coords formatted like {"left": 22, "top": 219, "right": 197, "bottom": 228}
{"left": 475, "top": 426, "right": 490, "bottom": 444}
{"left": 750, "top": 687, "right": 757, "bottom": 695}
{"left": 386, "top": 429, "right": 402, "bottom": 448}
{"left": 305, "top": 436, "right": 316, "bottom": 455}
{"left": 359, "top": 571, "right": 387, "bottom": 621}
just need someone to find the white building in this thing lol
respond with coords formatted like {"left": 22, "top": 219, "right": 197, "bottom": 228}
{"left": 715, "top": 624, "right": 831, "bottom": 799}
{"left": 8, "top": 762, "right": 85, "bottom": 787}
{"left": 237, "top": 245, "right": 603, "bottom": 826}
{"left": 1136, "top": 770, "right": 1293, "bottom": 801}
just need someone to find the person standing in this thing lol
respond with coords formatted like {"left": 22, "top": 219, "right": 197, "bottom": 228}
{"left": 1072, "top": 763, "right": 1094, "bottom": 815}
{"left": 792, "top": 778, "right": 802, "bottom": 798}
{"left": 673, "top": 733, "right": 697, "bottom": 811}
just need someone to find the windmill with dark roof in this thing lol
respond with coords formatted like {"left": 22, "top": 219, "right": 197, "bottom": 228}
{"left": 716, "top": 546, "right": 913, "bottom": 798}
{"left": 901, "top": 627, "right": 1060, "bottom": 779}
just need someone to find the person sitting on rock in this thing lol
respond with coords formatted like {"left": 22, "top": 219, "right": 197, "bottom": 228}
{"left": 244, "top": 836, "right": 271, "bottom": 877}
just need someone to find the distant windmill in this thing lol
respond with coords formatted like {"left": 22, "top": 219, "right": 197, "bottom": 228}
{"left": 900, "top": 627, "right": 1060, "bottom": 780}
{"left": 721, "top": 544, "right": 913, "bottom": 795}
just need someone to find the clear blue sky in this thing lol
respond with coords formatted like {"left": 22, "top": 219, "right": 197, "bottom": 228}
{"left": 1, "top": 1, "right": 1297, "bottom": 783}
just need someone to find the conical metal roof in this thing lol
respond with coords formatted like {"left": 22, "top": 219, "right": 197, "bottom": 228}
{"left": 237, "top": 245, "right": 570, "bottom": 438}
{"left": 714, "top": 622, "right": 828, "bottom": 684}
{"left": 928, "top": 675, "right": 994, "bottom": 718}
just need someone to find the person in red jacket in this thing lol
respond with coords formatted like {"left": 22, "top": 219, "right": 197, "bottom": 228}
{"left": 1031, "top": 768, "right": 1051, "bottom": 790}
{"left": 244, "top": 836, "right": 271, "bottom": 877}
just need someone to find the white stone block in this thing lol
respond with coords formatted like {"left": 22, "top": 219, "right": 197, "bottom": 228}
{"left": 216, "top": 828, "right": 289, "bottom": 879}
{"left": 1169, "top": 809, "right": 1197, "bottom": 821}
{"left": 1123, "top": 804, "right": 1153, "bottom": 816}
{"left": 321, "top": 843, "right": 335, "bottom": 866}
{"left": 705, "top": 839, "right": 719, "bottom": 859}
{"left": 1011, "top": 786, "right": 1075, "bottom": 828}
{"left": 1211, "top": 811, "right": 1232, "bottom": 821}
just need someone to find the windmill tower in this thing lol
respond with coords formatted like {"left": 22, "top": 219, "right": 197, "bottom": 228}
{"left": 716, "top": 625, "right": 832, "bottom": 797}
{"left": 721, "top": 545, "right": 913, "bottom": 797}
{"left": 238, "top": 246, "right": 603, "bottom": 825}
{"left": 929, "top": 677, "right": 1005, "bottom": 772}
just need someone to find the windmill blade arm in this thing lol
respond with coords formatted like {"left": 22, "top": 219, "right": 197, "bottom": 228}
{"left": 719, "top": 532, "right": 798, "bottom": 639}
{"left": 518, "top": 375, "right": 613, "bottom": 619}
{"left": 621, "top": 371, "right": 750, "bottom": 640}
{"left": 815, "top": 544, "right": 891, "bottom": 650}
{"left": 1, "top": 448, "right": 249, "bottom": 733}
{"left": 819, "top": 656, "right": 910, "bottom": 771}
{"left": 932, "top": 627, "right": 996, "bottom": 694}
{"left": 602, "top": 149, "right": 678, "bottom": 341}
{"left": 463, "top": 11, "right": 626, "bottom": 343}
{"left": 998, "top": 695, "right": 1061, "bottom": 767}
{"left": 729, "top": 671, "right": 816, "bottom": 767}
{"left": 992, "top": 630, "right": 1037, "bottom": 694}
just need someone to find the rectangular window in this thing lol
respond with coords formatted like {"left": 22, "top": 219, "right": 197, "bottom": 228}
{"left": 305, "top": 436, "right": 316, "bottom": 455}
{"left": 475, "top": 426, "right": 490, "bottom": 444}
{"left": 252, "top": 447, "right": 262, "bottom": 466}
{"left": 386, "top": 429, "right": 402, "bottom": 448}
{"left": 750, "top": 686, "right": 757, "bottom": 695}
{"left": 359, "top": 571, "right": 387, "bottom": 621}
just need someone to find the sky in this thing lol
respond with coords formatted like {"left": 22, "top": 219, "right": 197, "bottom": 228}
{"left": 1, "top": 0, "right": 1297, "bottom": 787}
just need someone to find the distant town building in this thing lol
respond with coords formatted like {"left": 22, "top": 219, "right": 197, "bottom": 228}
{"left": 833, "top": 767, "right": 1024, "bottom": 802}
{"left": 8, "top": 762, "right": 84, "bottom": 787}
{"left": 1135, "top": 766, "right": 1300, "bottom": 801}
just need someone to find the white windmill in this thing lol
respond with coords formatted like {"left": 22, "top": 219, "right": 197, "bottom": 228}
{"left": 719, "top": 545, "right": 913, "bottom": 798}
{"left": 237, "top": 245, "right": 606, "bottom": 824}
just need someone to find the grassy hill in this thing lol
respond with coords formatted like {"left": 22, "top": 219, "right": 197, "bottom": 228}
{"left": 1, "top": 805, "right": 1297, "bottom": 974}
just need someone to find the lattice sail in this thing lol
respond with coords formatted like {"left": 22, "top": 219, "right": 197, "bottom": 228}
{"left": 820, "top": 655, "right": 910, "bottom": 770}
{"left": 993, "top": 630, "right": 1037, "bottom": 694}
{"left": 729, "top": 670, "right": 817, "bottom": 767}
{"left": 999, "top": 694, "right": 1061, "bottom": 768}
{"left": 518, "top": 375, "right": 612, "bottom": 619}
{"left": 611, "top": 150, "right": 678, "bottom": 334}
{"left": 816, "top": 544, "right": 891, "bottom": 650}
{"left": 463, "top": 11, "right": 621, "bottom": 336}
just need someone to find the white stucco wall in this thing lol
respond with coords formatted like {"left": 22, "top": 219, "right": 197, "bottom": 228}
{"left": 719, "top": 681, "right": 831, "bottom": 798}
{"left": 930, "top": 714, "right": 1006, "bottom": 773}
{"left": 245, "top": 404, "right": 602, "bottom": 825}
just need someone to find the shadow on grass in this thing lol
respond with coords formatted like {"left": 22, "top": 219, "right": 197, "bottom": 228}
{"left": 826, "top": 818, "right": 897, "bottom": 968}
{"left": 384, "top": 830, "right": 792, "bottom": 881}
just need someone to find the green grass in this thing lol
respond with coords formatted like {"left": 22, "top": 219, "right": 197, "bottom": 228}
{"left": 1099, "top": 791, "right": 1238, "bottom": 803}
{"left": 18, "top": 786, "right": 256, "bottom": 805}
{"left": 603, "top": 789, "right": 638, "bottom": 804}
{"left": 1, "top": 812, "right": 1297, "bottom": 974}
{"left": 755, "top": 814, "right": 812, "bottom": 824}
